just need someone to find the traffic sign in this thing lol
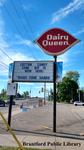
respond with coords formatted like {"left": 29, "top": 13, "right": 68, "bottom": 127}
{"left": 36, "top": 28, "right": 80, "bottom": 56}
{"left": 7, "top": 82, "right": 17, "bottom": 96}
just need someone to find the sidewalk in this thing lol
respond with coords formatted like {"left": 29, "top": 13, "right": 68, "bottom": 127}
{"left": 0, "top": 133, "right": 84, "bottom": 150}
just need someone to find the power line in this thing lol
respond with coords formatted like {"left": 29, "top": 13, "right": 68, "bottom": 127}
{"left": 0, "top": 64, "right": 8, "bottom": 70}
{"left": 0, "top": 61, "right": 8, "bottom": 67}
{"left": 0, "top": 63, "right": 8, "bottom": 71}
{"left": 2, "top": 1, "right": 38, "bottom": 60}
{"left": 0, "top": 48, "right": 13, "bottom": 61}
{"left": 3, "top": 3, "right": 25, "bottom": 38}
{"left": 20, "top": 0, "right": 34, "bottom": 40}
{"left": 10, "top": 0, "right": 36, "bottom": 46}
{"left": 19, "top": 0, "right": 38, "bottom": 52}
{"left": 10, "top": 0, "right": 29, "bottom": 37}
{"left": 0, "top": 59, "right": 9, "bottom": 69}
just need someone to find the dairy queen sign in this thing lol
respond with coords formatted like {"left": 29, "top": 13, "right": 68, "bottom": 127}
{"left": 36, "top": 28, "right": 80, "bottom": 56}
{"left": 36, "top": 28, "right": 80, "bottom": 133}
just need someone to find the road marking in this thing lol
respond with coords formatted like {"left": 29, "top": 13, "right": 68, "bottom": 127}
{"left": 41, "top": 125, "right": 52, "bottom": 130}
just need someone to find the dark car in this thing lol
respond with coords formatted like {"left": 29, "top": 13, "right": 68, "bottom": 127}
{"left": 6, "top": 100, "right": 15, "bottom": 105}
{"left": 0, "top": 99, "right": 5, "bottom": 107}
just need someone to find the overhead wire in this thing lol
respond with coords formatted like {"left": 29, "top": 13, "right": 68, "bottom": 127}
{"left": 20, "top": 0, "right": 34, "bottom": 40}
{"left": 10, "top": 0, "right": 30, "bottom": 37}
{"left": 0, "top": 64, "right": 8, "bottom": 70}
{"left": 11, "top": 0, "right": 35, "bottom": 52}
{"left": 3, "top": 2, "right": 25, "bottom": 38}
{"left": 0, "top": 48, "right": 13, "bottom": 61}
{"left": 0, "top": 49, "right": 11, "bottom": 71}
{"left": 0, "top": 60, "right": 8, "bottom": 72}
{"left": 3, "top": 0, "right": 37, "bottom": 60}
{"left": 0, "top": 1, "right": 29, "bottom": 63}
{"left": 0, "top": 54, "right": 9, "bottom": 70}
{"left": 19, "top": 0, "right": 38, "bottom": 59}
{"left": 0, "top": 60, "right": 8, "bottom": 68}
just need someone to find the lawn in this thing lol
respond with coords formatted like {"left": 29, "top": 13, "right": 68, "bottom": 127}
{"left": 0, "top": 146, "right": 49, "bottom": 150}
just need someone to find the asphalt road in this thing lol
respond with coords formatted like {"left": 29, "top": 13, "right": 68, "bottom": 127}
{"left": 0, "top": 98, "right": 39, "bottom": 114}
{"left": 12, "top": 102, "right": 84, "bottom": 136}
{"left": 1, "top": 101, "right": 84, "bottom": 138}
{"left": 15, "top": 98, "right": 41, "bottom": 107}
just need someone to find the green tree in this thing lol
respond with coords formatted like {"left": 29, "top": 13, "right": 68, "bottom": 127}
{"left": 48, "top": 71, "right": 80, "bottom": 103}
{"left": 0, "top": 89, "right": 8, "bottom": 100}
{"left": 65, "top": 71, "right": 80, "bottom": 83}
{"left": 57, "top": 76, "right": 79, "bottom": 103}
{"left": 22, "top": 91, "right": 29, "bottom": 99}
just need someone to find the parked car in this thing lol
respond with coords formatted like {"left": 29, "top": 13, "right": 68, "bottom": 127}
{"left": 74, "top": 101, "right": 84, "bottom": 106}
{"left": 6, "top": 100, "right": 15, "bottom": 105}
{"left": 0, "top": 99, "right": 5, "bottom": 107}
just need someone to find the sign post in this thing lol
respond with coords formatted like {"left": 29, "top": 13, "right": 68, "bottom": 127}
{"left": 36, "top": 28, "right": 80, "bottom": 133}
{"left": 53, "top": 55, "right": 57, "bottom": 132}
{"left": 7, "top": 82, "right": 17, "bottom": 126}
{"left": 8, "top": 95, "right": 13, "bottom": 126}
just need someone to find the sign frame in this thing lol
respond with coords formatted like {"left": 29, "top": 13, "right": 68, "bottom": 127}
{"left": 12, "top": 61, "right": 54, "bottom": 83}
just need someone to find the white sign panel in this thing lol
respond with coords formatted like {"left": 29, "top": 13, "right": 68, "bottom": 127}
{"left": 7, "top": 82, "right": 17, "bottom": 95}
{"left": 13, "top": 61, "right": 53, "bottom": 82}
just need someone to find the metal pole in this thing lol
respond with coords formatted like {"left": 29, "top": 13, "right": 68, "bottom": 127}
{"left": 8, "top": 95, "right": 13, "bottom": 126}
{"left": 44, "top": 83, "right": 46, "bottom": 105}
{"left": 53, "top": 55, "right": 57, "bottom": 132}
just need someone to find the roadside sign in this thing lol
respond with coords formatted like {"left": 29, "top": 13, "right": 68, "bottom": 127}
{"left": 36, "top": 28, "right": 80, "bottom": 56}
{"left": 13, "top": 61, "right": 53, "bottom": 82}
{"left": 7, "top": 82, "right": 18, "bottom": 96}
{"left": 10, "top": 61, "right": 63, "bottom": 82}
{"left": 35, "top": 28, "right": 80, "bottom": 133}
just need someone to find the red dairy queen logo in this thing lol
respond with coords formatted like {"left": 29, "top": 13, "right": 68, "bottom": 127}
{"left": 36, "top": 28, "right": 80, "bottom": 56}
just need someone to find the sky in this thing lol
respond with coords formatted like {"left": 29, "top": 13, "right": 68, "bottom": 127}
{"left": 0, "top": 0, "right": 84, "bottom": 97}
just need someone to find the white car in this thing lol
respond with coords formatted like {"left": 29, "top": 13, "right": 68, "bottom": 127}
{"left": 74, "top": 101, "right": 84, "bottom": 106}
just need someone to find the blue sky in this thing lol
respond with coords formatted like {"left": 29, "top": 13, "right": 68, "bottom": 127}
{"left": 0, "top": 0, "right": 84, "bottom": 97}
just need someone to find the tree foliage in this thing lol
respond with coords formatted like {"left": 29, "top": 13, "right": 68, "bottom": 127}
{"left": 0, "top": 89, "right": 8, "bottom": 100}
{"left": 22, "top": 91, "right": 29, "bottom": 99}
{"left": 56, "top": 71, "right": 80, "bottom": 103}
{"left": 57, "top": 77, "right": 79, "bottom": 103}
{"left": 65, "top": 71, "right": 80, "bottom": 83}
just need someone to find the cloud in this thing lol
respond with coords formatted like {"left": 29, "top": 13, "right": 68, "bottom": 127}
{"left": 51, "top": 0, "right": 84, "bottom": 23}
{"left": 18, "top": 39, "right": 34, "bottom": 47}
{"left": 57, "top": 52, "right": 69, "bottom": 65}
{"left": 0, "top": 50, "right": 35, "bottom": 65}
{"left": 11, "top": 52, "right": 35, "bottom": 61}
{"left": 22, "top": 4, "right": 33, "bottom": 12}
{"left": 0, "top": 51, "right": 35, "bottom": 76}
{"left": 0, "top": 11, "right": 35, "bottom": 77}
{"left": 76, "top": 28, "right": 84, "bottom": 35}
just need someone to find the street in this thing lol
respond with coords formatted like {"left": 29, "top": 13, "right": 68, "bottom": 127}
{"left": 0, "top": 101, "right": 84, "bottom": 138}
